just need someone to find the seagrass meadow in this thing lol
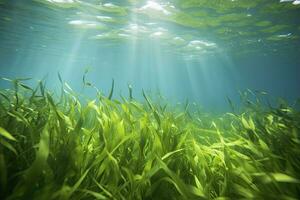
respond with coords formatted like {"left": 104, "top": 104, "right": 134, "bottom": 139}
{"left": 0, "top": 78, "right": 300, "bottom": 200}
{"left": 1, "top": 0, "right": 300, "bottom": 199}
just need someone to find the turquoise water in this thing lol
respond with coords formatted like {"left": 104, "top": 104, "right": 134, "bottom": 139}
{"left": 0, "top": 0, "right": 300, "bottom": 111}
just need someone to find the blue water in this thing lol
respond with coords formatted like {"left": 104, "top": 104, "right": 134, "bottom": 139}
{"left": 0, "top": 0, "right": 299, "bottom": 112}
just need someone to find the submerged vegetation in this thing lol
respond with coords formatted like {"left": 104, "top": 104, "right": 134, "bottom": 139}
{"left": 0, "top": 77, "right": 300, "bottom": 200}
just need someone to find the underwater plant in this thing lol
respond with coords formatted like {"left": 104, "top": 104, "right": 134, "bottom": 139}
{"left": 0, "top": 77, "right": 300, "bottom": 200}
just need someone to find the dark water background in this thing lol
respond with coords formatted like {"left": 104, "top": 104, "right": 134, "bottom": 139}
{"left": 0, "top": 0, "right": 299, "bottom": 112}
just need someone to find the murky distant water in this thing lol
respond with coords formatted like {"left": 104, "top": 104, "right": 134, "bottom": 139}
{"left": 0, "top": 0, "right": 300, "bottom": 112}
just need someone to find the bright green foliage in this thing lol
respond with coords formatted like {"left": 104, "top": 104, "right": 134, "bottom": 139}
{"left": 0, "top": 79, "right": 300, "bottom": 200}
